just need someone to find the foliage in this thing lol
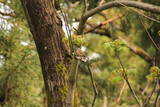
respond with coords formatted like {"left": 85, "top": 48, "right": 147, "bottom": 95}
{"left": 147, "top": 66, "right": 160, "bottom": 81}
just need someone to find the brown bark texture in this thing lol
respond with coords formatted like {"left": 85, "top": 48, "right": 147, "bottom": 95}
{"left": 20, "top": 0, "right": 73, "bottom": 107}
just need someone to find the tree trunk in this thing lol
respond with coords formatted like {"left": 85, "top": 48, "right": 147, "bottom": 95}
{"left": 20, "top": 0, "right": 73, "bottom": 107}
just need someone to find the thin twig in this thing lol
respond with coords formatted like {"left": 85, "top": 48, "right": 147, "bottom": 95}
{"left": 116, "top": 1, "right": 160, "bottom": 24}
{"left": 116, "top": 54, "right": 142, "bottom": 107}
{"left": 117, "top": 80, "right": 127, "bottom": 103}
{"left": 72, "top": 60, "right": 80, "bottom": 107}
{"left": 143, "top": 80, "right": 158, "bottom": 107}
{"left": 138, "top": 16, "right": 160, "bottom": 52}
{"left": 84, "top": 0, "right": 88, "bottom": 12}
{"left": 86, "top": 61, "right": 98, "bottom": 107}
{"left": 99, "top": 0, "right": 105, "bottom": 6}
{"left": 73, "top": 60, "right": 80, "bottom": 89}
{"left": 153, "top": 80, "right": 160, "bottom": 107}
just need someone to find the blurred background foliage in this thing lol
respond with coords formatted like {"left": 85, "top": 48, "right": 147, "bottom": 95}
{"left": 0, "top": 0, "right": 160, "bottom": 107}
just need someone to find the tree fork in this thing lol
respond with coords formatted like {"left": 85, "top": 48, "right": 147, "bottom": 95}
{"left": 20, "top": 0, "right": 73, "bottom": 107}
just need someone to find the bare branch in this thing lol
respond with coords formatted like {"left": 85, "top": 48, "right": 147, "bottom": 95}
{"left": 85, "top": 14, "right": 124, "bottom": 34}
{"left": 117, "top": 81, "right": 127, "bottom": 103}
{"left": 86, "top": 61, "right": 98, "bottom": 107}
{"left": 143, "top": 80, "right": 158, "bottom": 107}
{"left": 77, "top": 0, "right": 160, "bottom": 34}
{"left": 139, "top": 17, "right": 160, "bottom": 52}
{"left": 153, "top": 81, "right": 160, "bottom": 107}
{"left": 118, "top": 36, "right": 152, "bottom": 63}
{"left": 84, "top": 0, "right": 88, "bottom": 12}
{"left": 117, "top": 54, "right": 142, "bottom": 107}
{"left": 99, "top": 0, "right": 105, "bottom": 6}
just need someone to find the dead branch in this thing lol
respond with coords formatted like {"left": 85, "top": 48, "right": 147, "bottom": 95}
{"left": 85, "top": 14, "right": 124, "bottom": 34}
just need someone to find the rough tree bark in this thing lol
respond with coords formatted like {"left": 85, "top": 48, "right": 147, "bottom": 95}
{"left": 20, "top": 0, "right": 73, "bottom": 107}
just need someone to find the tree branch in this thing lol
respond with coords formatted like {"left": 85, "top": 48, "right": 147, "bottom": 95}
{"left": 116, "top": 54, "right": 142, "bottom": 107}
{"left": 86, "top": 61, "right": 98, "bottom": 107}
{"left": 118, "top": 36, "right": 152, "bottom": 63}
{"left": 143, "top": 80, "right": 158, "bottom": 107}
{"left": 84, "top": 14, "right": 124, "bottom": 34}
{"left": 77, "top": 0, "right": 160, "bottom": 34}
